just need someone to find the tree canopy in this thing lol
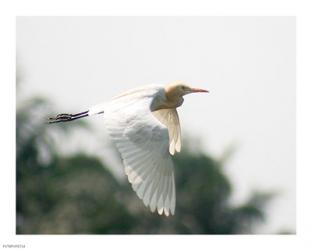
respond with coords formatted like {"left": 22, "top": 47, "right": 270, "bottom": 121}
{"left": 16, "top": 93, "right": 272, "bottom": 234}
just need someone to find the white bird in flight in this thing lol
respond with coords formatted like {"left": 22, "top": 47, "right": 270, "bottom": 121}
{"left": 49, "top": 81, "right": 209, "bottom": 216}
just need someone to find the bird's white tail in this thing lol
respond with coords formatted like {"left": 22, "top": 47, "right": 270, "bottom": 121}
{"left": 88, "top": 103, "right": 106, "bottom": 116}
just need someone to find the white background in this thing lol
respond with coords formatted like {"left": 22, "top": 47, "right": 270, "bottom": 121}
{"left": 1, "top": 0, "right": 312, "bottom": 250}
{"left": 16, "top": 16, "right": 295, "bottom": 234}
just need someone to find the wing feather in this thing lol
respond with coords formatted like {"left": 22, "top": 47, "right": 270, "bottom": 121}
{"left": 103, "top": 94, "right": 176, "bottom": 216}
{"left": 170, "top": 173, "right": 176, "bottom": 214}
{"left": 152, "top": 109, "right": 181, "bottom": 155}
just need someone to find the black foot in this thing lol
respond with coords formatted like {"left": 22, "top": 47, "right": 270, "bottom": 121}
{"left": 48, "top": 111, "right": 89, "bottom": 124}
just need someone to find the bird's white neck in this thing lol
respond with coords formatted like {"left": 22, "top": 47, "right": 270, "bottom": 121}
{"left": 152, "top": 88, "right": 184, "bottom": 111}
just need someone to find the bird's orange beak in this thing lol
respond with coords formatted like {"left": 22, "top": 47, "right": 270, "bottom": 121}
{"left": 190, "top": 87, "right": 209, "bottom": 93}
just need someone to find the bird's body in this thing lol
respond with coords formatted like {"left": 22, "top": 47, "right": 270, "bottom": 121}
{"left": 49, "top": 82, "right": 208, "bottom": 216}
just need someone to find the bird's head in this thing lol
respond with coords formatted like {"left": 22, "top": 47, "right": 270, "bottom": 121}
{"left": 165, "top": 81, "right": 209, "bottom": 98}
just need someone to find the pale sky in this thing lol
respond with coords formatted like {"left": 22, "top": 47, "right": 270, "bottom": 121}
{"left": 16, "top": 16, "right": 296, "bottom": 233}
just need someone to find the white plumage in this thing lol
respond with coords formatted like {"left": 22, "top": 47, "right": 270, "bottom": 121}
{"left": 50, "top": 82, "right": 208, "bottom": 216}
{"left": 101, "top": 86, "right": 177, "bottom": 215}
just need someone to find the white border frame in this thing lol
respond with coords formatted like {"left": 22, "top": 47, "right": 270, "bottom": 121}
{"left": 1, "top": 1, "right": 311, "bottom": 249}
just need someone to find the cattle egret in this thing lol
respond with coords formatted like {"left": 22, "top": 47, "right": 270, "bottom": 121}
{"left": 49, "top": 81, "right": 208, "bottom": 216}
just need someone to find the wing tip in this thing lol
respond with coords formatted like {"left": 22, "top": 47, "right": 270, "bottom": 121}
{"left": 152, "top": 206, "right": 173, "bottom": 217}
{"left": 169, "top": 140, "right": 181, "bottom": 155}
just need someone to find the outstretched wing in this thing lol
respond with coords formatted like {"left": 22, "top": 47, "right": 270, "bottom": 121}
{"left": 103, "top": 96, "right": 176, "bottom": 216}
{"left": 152, "top": 109, "right": 181, "bottom": 155}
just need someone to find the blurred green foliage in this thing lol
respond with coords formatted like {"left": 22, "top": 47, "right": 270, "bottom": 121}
{"left": 16, "top": 93, "right": 272, "bottom": 234}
